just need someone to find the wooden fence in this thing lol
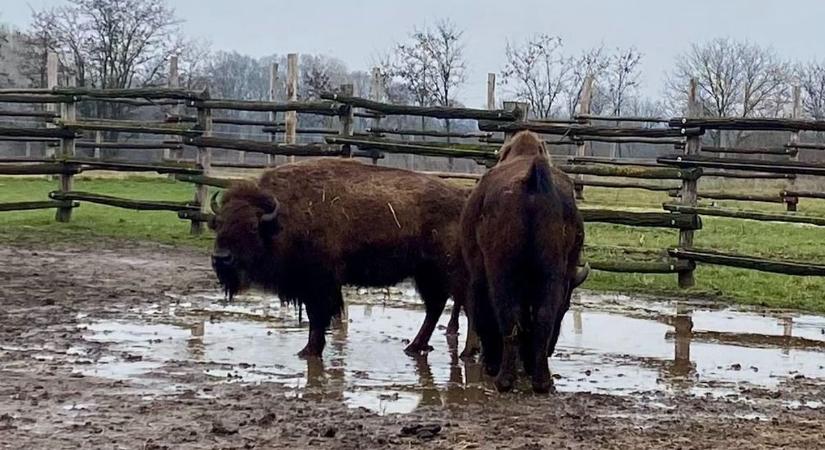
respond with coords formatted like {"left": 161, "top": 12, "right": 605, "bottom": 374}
{"left": 3, "top": 52, "right": 825, "bottom": 289}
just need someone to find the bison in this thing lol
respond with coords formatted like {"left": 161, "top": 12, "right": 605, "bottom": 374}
{"left": 460, "top": 130, "right": 588, "bottom": 393}
{"left": 208, "top": 158, "right": 476, "bottom": 358}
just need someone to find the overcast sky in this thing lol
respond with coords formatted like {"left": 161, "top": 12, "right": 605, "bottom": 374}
{"left": 4, "top": 0, "right": 825, "bottom": 108}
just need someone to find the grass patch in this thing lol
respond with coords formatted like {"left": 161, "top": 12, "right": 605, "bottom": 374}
{"left": 0, "top": 176, "right": 213, "bottom": 249}
{"left": 2, "top": 175, "right": 825, "bottom": 313}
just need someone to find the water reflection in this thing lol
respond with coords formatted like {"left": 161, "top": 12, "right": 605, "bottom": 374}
{"left": 76, "top": 290, "right": 825, "bottom": 414}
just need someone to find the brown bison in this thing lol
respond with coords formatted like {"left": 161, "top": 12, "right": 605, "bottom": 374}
{"left": 208, "top": 158, "right": 475, "bottom": 358}
{"left": 460, "top": 130, "right": 588, "bottom": 393}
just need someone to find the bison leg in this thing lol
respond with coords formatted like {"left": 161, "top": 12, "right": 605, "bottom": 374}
{"left": 489, "top": 281, "right": 521, "bottom": 393}
{"left": 466, "top": 272, "right": 498, "bottom": 372}
{"left": 298, "top": 298, "right": 334, "bottom": 359}
{"left": 546, "top": 284, "right": 573, "bottom": 359}
{"left": 455, "top": 286, "right": 481, "bottom": 359}
{"left": 446, "top": 302, "right": 461, "bottom": 336}
{"left": 531, "top": 281, "right": 565, "bottom": 394}
{"left": 405, "top": 267, "right": 449, "bottom": 355}
{"left": 519, "top": 307, "right": 535, "bottom": 376}
{"left": 460, "top": 315, "right": 481, "bottom": 359}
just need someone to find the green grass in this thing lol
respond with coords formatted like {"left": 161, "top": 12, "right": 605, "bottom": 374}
{"left": 2, "top": 175, "right": 825, "bottom": 313}
{"left": 0, "top": 176, "right": 214, "bottom": 249}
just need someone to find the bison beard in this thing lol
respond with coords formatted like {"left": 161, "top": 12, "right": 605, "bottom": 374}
{"left": 208, "top": 158, "right": 475, "bottom": 358}
{"left": 461, "top": 131, "right": 588, "bottom": 393}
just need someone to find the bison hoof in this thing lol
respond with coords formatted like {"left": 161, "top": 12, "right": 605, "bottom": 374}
{"left": 483, "top": 362, "right": 500, "bottom": 377}
{"left": 404, "top": 343, "right": 434, "bottom": 356}
{"left": 531, "top": 379, "right": 554, "bottom": 394}
{"left": 297, "top": 346, "right": 323, "bottom": 359}
{"left": 494, "top": 374, "right": 515, "bottom": 393}
{"left": 459, "top": 346, "right": 480, "bottom": 360}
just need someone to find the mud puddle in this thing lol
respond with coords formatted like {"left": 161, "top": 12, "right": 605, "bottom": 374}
{"left": 74, "top": 289, "right": 825, "bottom": 415}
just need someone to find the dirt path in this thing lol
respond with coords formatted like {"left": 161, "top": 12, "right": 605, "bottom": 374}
{"left": 1, "top": 239, "right": 823, "bottom": 449}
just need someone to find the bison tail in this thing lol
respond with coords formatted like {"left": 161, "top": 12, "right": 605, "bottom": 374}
{"left": 526, "top": 157, "right": 552, "bottom": 194}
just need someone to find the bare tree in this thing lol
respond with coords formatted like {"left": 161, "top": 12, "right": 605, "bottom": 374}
{"left": 381, "top": 20, "right": 466, "bottom": 136}
{"left": 667, "top": 38, "right": 790, "bottom": 146}
{"left": 300, "top": 54, "right": 349, "bottom": 100}
{"left": 501, "top": 34, "right": 569, "bottom": 118}
{"left": 798, "top": 61, "right": 825, "bottom": 119}
{"left": 739, "top": 44, "right": 790, "bottom": 118}
{"left": 16, "top": 10, "right": 62, "bottom": 88}
{"left": 563, "top": 46, "right": 610, "bottom": 117}
{"left": 206, "top": 51, "right": 267, "bottom": 100}
{"left": 605, "top": 47, "right": 642, "bottom": 116}
{"left": 0, "top": 24, "right": 10, "bottom": 88}
{"left": 417, "top": 20, "right": 467, "bottom": 110}
{"left": 666, "top": 38, "right": 789, "bottom": 118}
{"left": 23, "top": 0, "right": 184, "bottom": 90}
{"left": 174, "top": 39, "right": 211, "bottom": 91}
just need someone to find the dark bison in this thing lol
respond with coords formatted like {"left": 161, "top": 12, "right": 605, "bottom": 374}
{"left": 460, "top": 130, "right": 589, "bottom": 393}
{"left": 208, "top": 158, "right": 474, "bottom": 358}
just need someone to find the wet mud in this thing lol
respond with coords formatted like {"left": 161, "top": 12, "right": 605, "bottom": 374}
{"left": 1, "top": 239, "right": 824, "bottom": 449}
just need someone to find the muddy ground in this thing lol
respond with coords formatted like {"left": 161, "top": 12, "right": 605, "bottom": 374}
{"left": 1, "top": 239, "right": 824, "bottom": 449}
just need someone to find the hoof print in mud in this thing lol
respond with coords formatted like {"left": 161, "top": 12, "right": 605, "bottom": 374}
{"left": 210, "top": 420, "right": 239, "bottom": 436}
{"left": 400, "top": 423, "right": 442, "bottom": 439}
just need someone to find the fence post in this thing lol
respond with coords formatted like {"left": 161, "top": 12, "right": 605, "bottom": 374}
{"left": 191, "top": 91, "right": 212, "bottom": 235}
{"left": 786, "top": 85, "right": 801, "bottom": 212}
{"left": 486, "top": 73, "right": 496, "bottom": 110}
{"left": 369, "top": 67, "right": 383, "bottom": 165}
{"left": 268, "top": 62, "right": 279, "bottom": 166}
{"left": 93, "top": 131, "right": 102, "bottom": 159}
{"left": 574, "top": 75, "right": 593, "bottom": 200}
{"left": 502, "top": 101, "right": 529, "bottom": 143}
{"left": 677, "top": 78, "right": 702, "bottom": 288}
{"left": 285, "top": 53, "right": 298, "bottom": 163}
{"left": 45, "top": 52, "right": 59, "bottom": 161}
{"left": 337, "top": 84, "right": 355, "bottom": 157}
{"left": 55, "top": 75, "right": 77, "bottom": 222}
{"left": 166, "top": 55, "right": 180, "bottom": 167}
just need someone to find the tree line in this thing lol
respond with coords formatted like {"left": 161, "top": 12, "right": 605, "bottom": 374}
{"left": 3, "top": 0, "right": 825, "bottom": 125}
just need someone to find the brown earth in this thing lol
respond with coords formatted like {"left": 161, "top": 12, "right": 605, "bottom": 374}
{"left": 0, "top": 239, "right": 823, "bottom": 449}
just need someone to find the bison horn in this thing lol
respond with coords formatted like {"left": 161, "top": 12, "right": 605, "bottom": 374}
{"left": 209, "top": 191, "right": 221, "bottom": 215}
{"left": 573, "top": 262, "right": 590, "bottom": 288}
{"left": 260, "top": 199, "right": 280, "bottom": 223}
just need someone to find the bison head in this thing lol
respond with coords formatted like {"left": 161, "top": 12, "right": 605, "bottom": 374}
{"left": 208, "top": 182, "right": 282, "bottom": 301}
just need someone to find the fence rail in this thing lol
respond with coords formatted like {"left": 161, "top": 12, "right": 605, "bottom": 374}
{"left": 6, "top": 62, "right": 825, "bottom": 290}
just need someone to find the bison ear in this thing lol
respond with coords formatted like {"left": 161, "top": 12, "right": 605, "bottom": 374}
{"left": 258, "top": 199, "right": 281, "bottom": 238}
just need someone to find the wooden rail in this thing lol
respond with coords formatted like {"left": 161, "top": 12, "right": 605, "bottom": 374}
{"left": 57, "top": 120, "right": 199, "bottom": 137}
{"left": 701, "top": 146, "right": 797, "bottom": 156}
{"left": 320, "top": 93, "right": 520, "bottom": 121}
{"left": 667, "top": 190, "right": 786, "bottom": 204}
{"left": 670, "top": 117, "right": 825, "bottom": 132}
{"left": 663, "top": 204, "right": 825, "bottom": 226}
{"left": 49, "top": 191, "right": 198, "bottom": 211}
{"left": 670, "top": 248, "right": 825, "bottom": 276}
{"left": 561, "top": 164, "right": 702, "bottom": 180}
{"left": 478, "top": 120, "right": 703, "bottom": 138}
{"left": 0, "top": 86, "right": 206, "bottom": 100}
{"left": 195, "top": 99, "right": 346, "bottom": 115}
{"left": 185, "top": 136, "right": 344, "bottom": 157}
{"left": 0, "top": 200, "right": 78, "bottom": 212}
{"left": 0, "top": 126, "right": 76, "bottom": 139}
{"left": 659, "top": 154, "right": 825, "bottom": 177}
{"left": 365, "top": 127, "right": 493, "bottom": 139}
{"left": 581, "top": 209, "right": 701, "bottom": 229}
